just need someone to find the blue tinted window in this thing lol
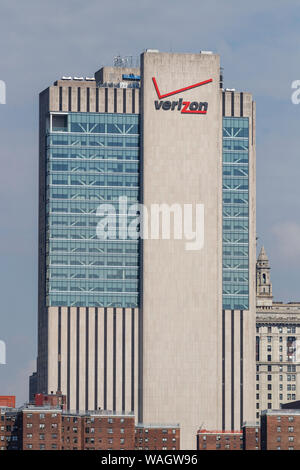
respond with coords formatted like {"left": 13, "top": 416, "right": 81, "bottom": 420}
{"left": 222, "top": 117, "right": 249, "bottom": 310}
{"left": 46, "top": 113, "right": 140, "bottom": 308}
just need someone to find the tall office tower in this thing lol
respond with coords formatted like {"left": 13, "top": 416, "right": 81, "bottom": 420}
{"left": 36, "top": 51, "right": 256, "bottom": 449}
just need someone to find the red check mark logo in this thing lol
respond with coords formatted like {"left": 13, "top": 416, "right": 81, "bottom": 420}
{"left": 152, "top": 76, "right": 213, "bottom": 99}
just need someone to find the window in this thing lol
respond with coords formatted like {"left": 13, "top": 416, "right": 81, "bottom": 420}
{"left": 268, "top": 375, "right": 272, "bottom": 381}
{"left": 288, "top": 417, "right": 294, "bottom": 422}
{"left": 277, "top": 427, "right": 281, "bottom": 432}
{"left": 39, "top": 414, "right": 45, "bottom": 419}
{"left": 288, "top": 427, "right": 294, "bottom": 432}
{"left": 289, "top": 437, "right": 294, "bottom": 442}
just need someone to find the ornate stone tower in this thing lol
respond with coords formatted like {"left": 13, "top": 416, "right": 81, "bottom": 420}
{"left": 256, "top": 246, "right": 273, "bottom": 307}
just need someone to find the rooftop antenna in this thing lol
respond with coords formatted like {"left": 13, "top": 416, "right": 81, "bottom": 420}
{"left": 113, "top": 55, "right": 133, "bottom": 68}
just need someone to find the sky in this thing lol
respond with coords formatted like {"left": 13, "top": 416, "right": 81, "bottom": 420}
{"left": 0, "top": 0, "right": 300, "bottom": 405}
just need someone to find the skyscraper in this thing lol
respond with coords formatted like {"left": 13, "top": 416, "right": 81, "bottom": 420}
{"left": 36, "top": 50, "right": 256, "bottom": 449}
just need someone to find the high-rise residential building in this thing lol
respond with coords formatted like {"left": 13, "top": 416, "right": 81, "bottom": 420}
{"left": 36, "top": 50, "right": 256, "bottom": 449}
{"left": 256, "top": 246, "right": 300, "bottom": 420}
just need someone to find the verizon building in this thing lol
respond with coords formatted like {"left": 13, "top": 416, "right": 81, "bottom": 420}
{"left": 36, "top": 51, "right": 256, "bottom": 449}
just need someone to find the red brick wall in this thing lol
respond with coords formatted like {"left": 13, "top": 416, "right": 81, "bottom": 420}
{"left": 0, "top": 397, "right": 15, "bottom": 408}
{"left": 135, "top": 427, "right": 180, "bottom": 450}
{"left": 262, "top": 415, "right": 300, "bottom": 450}
{"left": 197, "top": 431, "right": 243, "bottom": 450}
{"left": 22, "top": 410, "right": 62, "bottom": 450}
{"left": 61, "top": 415, "right": 82, "bottom": 450}
{"left": 243, "top": 426, "right": 260, "bottom": 450}
{"left": 82, "top": 415, "right": 135, "bottom": 450}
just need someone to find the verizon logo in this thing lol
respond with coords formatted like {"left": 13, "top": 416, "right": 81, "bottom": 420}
{"left": 152, "top": 76, "right": 212, "bottom": 114}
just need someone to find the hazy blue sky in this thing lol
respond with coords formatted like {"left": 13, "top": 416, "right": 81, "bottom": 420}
{"left": 1, "top": 0, "right": 300, "bottom": 404}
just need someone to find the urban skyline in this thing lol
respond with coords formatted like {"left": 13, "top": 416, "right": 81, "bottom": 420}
{"left": 1, "top": 1, "right": 300, "bottom": 437}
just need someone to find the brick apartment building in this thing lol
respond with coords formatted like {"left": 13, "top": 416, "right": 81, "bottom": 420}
{"left": 197, "top": 425, "right": 261, "bottom": 450}
{"left": 197, "top": 430, "right": 244, "bottom": 450}
{"left": 242, "top": 423, "right": 260, "bottom": 450}
{"left": 135, "top": 424, "right": 180, "bottom": 450}
{"left": 261, "top": 405, "right": 300, "bottom": 450}
{"left": 0, "top": 393, "right": 180, "bottom": 450}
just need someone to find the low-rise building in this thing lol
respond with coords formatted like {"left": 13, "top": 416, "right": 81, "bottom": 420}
{"left": 261, "top": 408, "right": 300, "bottom": 450}
{"left": 135, "top": 424, "right": 180, "bottom": 450}
{"left": 0, "top": 393, "right": 179, "bottom": 450}
{"left": 197, "top": 430, "right": 243, "bottom": 450}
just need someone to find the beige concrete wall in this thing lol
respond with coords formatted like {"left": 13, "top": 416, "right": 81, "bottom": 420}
{"left": 46, "top": 307, "right": 139, "bottom": 414}
{"left": 48, "top": 81, "right": 139, "bottom": 114}
{"left": 140, "top": 51, "right": 223, "bottom": 449}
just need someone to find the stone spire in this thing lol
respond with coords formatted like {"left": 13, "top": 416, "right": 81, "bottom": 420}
{"left": 256, "top": 246, "right": 273, "bottom": 307}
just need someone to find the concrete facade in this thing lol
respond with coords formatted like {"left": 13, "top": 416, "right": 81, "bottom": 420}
{"left": 140, "top": 51, "right": 256, "bottom": 448}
